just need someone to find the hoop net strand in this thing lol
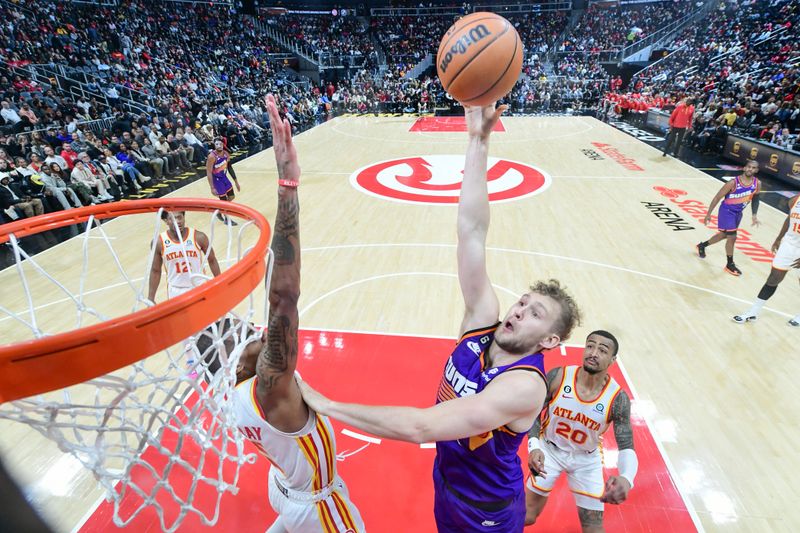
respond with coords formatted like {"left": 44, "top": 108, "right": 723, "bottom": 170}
{"left": 0, "top": 200, "right": 271, "bottom": 531}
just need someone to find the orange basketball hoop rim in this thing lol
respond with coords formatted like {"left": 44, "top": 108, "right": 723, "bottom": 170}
{"left": 0, "top": 198, "right": 271, "bottom": 403}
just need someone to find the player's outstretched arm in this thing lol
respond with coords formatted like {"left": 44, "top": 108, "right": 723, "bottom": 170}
{"left": 457, "top": 104, "right": 506, "bottom": 335}
{"left": 772, "top": 216, "right": 790, "bottom": 253}
{"left": 206, "top": 152, "right": 216, "bottom": 196}
{"left": 196, "top": 231, "right": 221, "bottom": 277}
{"left": 255, "top": 94, "right": 303, "bottom": 407}
{"left": 704, "top": 180, "right": 735, "bottom": 225}
{"left": 601, "top": 390, "right": 637, "bottom": 504}
{"left": 751, "top": 182, "right": 761, "bottom": 226}
{"left": 297, "top": 370, "right": 545, "bottom": 444}
{"left": 772, "top": 197, "right": 797, "bottom": 252}
{"left": 147, "top": 239, "right": 163, "bottom": 303}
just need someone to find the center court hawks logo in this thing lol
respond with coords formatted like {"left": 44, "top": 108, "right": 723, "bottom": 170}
{"left": 350, "top": 155, "right": 551, "bottom": 205}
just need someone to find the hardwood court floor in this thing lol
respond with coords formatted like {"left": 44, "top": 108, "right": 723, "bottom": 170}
{"left": 0, "top": 115, "right": 797, "bottom": 532}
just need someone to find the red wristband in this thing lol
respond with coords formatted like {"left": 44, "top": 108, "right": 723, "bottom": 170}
{"left": 278, "top": 179, "right": 299, "bottom": 188}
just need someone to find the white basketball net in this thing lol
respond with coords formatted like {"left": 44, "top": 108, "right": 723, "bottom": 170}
{"left": 0, "top": 208, "right": 272, "bottom": 532}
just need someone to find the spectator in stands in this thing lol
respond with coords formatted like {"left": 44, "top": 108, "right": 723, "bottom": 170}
{"left": 166, "top": 134, "right": 193, "bottom": 167}
{"left": 27, "top": 153, "right": 44, "bottom": 173}
{"left": 182, "top": 127, "right": 209, "bottom": 161}
{"left": 13, "top": 161, "right": 64, "bottom": 214}
{"left": 775, "top": 128, "right": 795, "bottom": 149}
{"left": 718, "top": 107, "right": 738, "bottom": 127}
{"left": 105, "top": 86, "right": 120, "bottom": 107}
{"left": 1, "top": 169, "right": 44, "bottom": 219}
{"left": 18, "top": 104, "right": 39, "bottom": 128}
{"left": 67, "top": 132, "right": 88, "bottom": 155}
{"left": 759, "top": 122, "right": 780, "bottom": 142}
{"left": 36, "top": 163, "right": 83, "bottom": 210}
{"left": 114, "top": 145, "right": 148, "bottom": 190}
{"left": 81, "top": 131, "right": 105, "bottom": 159}
{"left": 43, "top": 146, "right": 69, "bottom": 171}
{"left": 97, "top": 148, "right": 137, "bottom": 194}
{"left": 155, "top": 136, "right": 186, "bottom": 172}
{"left": 128, "top": 141, "right": 163, "bottom": 179}
{"left": 83, "top": 153, "right": 117, "bottom": 191}
{"left": 142, "top": 137, "right": 175, "bottom": 175}
{"left": 48, "top": 162, "right": 91, "bottom": 206}
{"left": 60, "top": 144, "right": 79, "bottom": 170}
{"left": 1, "top": 101, "right": 25, "bottom": 133}
{"left": 71, "top": 159, "right": 114, "bottom": 202}
{"left": 761, "top": 97, "right": 779, "bottom": 117}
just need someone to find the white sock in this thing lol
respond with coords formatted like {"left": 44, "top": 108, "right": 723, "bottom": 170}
{"left": 791, "top": 313, "right": 800, "bottom": 323}
{"left": 746, "top": 298, "right": 768, "bottom": 316}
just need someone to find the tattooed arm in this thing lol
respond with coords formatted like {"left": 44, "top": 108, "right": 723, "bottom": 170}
{"left": 610, "top": 391, "right": 634, "bottom": 451}
{"left": 601, "top": 390, "right": 637, "bottom": 504}
{"left": 254, "top": 94, "right": 305, "bottom": 430}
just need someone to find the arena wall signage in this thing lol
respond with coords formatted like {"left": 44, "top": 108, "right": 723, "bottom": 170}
{"left": 723, "top": 134, "right": 800, "bottom": 186}
{"left": 644, "top": 109, "right": 670, "bottom": 134}
{"left": 609, "top": 121, "right": 665, "bottom": 142}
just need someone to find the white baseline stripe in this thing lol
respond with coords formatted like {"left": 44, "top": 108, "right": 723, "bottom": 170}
{"left": 72, "top": 495, "right": 107, "bottom": 533}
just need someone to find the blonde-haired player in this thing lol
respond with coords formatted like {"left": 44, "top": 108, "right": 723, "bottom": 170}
{"left": 525, "top": 331, "right": 637, "bottom": 533}
{"left": 733, "top": 193, "right": 800, "bottom": 326}
{"left": 227, "top": 94, "right": 364, "bottom": 533}
{"left": 147, "top": 210, "right": 221, "bottom": 302}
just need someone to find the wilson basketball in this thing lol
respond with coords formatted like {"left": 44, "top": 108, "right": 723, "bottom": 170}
{"left": 436, "top": 12, "right": 524, "bottom": 107}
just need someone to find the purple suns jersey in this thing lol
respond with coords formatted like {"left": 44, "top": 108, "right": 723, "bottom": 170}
{"left": 211, "top": 151, "right": 233, "bottom": 195}
{"left": 722, "top": 175, "right": 758, "bottom": 212}
{"left": 434, "top": 323, "right": 546, "bottom": 503}
{"left": 212, "top": 151, "right": 229, "bottom": 179}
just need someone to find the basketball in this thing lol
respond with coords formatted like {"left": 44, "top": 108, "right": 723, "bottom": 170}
{"left": 436, "top": 12, "right": 524, "bottom": 107}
